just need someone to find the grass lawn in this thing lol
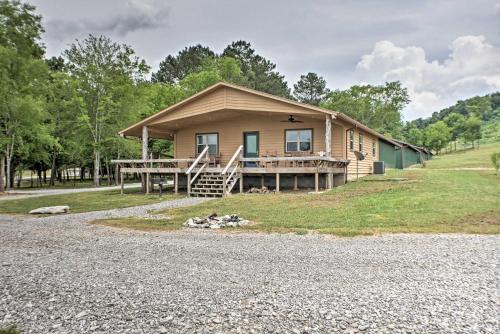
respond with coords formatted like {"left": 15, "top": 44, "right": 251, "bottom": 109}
{"left": 0, "top": 187, "right": 180, "bottom": 215}
{"left": 425, "top": 141, "right": 500, "bottom": 169}
{"left": 97, "top": 143, "right": 500, "bottom": 236}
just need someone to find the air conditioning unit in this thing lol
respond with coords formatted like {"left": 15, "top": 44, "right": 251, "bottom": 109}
{"left": 373, "top": 161, "right": 385, "bottom": 174}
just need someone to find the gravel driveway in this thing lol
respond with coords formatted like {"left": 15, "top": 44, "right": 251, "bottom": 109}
{"left": 0, "top": 209, "right": 498, "bottom": 333}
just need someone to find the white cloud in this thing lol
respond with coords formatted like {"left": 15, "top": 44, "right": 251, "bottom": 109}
{"left": 356, "top": 35, "right": 500, "bottom": 120}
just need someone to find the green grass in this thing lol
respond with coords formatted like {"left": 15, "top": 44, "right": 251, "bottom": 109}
{"left": 0, "top": 187, "right": 180, "bottom": 215}
{"left": 0, "top": 325, "right": 20, "bottom": 334}
{"left": 426, "top": 142, "right": 500, "bottom": 169}
{"left": 97, "top": 142, "right": 500, "bottom": 236}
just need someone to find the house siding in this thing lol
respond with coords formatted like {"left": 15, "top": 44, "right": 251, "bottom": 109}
{"left": 175, "top": 113, "right": 347, "bottom": 164}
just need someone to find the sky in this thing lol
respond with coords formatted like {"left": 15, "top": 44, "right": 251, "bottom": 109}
{"left": 31, "top": 0, "right": 500, "bottom": 120}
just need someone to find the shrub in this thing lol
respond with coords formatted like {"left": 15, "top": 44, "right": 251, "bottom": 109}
{"left": 491, "top": 152, "right": 500, "bottom": 174}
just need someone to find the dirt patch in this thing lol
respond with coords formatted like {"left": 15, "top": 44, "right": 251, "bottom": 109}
{"left": 455, "top": 211, "right": 500, "bottom": 226}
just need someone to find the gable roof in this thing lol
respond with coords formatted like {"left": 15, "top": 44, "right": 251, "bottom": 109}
{"left": 119, "top": 81, "right": 390, "bottom": 141}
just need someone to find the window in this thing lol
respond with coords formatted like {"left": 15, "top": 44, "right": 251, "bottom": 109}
{"left": 359, "top": 132, "right": 363, "bottom": 152}
{"left": 196, "top": 133, "right": 218, "bottom": 154}
{"left": 285, "top": 129, "right": 312, "bottom": 152}
{"left": 372, "top": 139, "right": 376, "bottom": 156}
{"left": 349, "top": 130, "right": 354, "bottom": 151}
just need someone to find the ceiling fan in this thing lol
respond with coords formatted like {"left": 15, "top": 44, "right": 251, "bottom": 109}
{"left": 280, "top": 115, "right": 303, "bottom": 123}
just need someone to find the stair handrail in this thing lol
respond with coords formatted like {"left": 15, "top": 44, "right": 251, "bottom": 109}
{"left": 186, "top": 145, "right": 209, "bottom": 175}
{"left": 222, "top": 145, "right": 243, "bottom": 175}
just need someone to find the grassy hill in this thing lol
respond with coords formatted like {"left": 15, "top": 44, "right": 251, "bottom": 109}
{"left": 426, "top": 142, "right": 500, "bottom": 169}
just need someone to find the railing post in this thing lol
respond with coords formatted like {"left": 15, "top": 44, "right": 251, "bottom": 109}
{"left": 223, "top": 174, "right": 227, "bottom": 196}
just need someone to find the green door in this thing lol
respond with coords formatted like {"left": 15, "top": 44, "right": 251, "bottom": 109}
{"left": 243, "top": 132, "right": 259, "bottom": 167}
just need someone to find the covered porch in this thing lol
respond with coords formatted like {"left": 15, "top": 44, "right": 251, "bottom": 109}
{"left": 114, "top": 82, "right": 352, "bottom": 197}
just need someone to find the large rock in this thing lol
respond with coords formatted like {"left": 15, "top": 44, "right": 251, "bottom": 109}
{"left": 29, "top": 206, "right": 70, "bottom": 214}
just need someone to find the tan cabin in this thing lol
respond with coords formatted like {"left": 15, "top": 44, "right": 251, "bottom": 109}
{"left": 115, "top": 82, "right": 385, "bottom": 197}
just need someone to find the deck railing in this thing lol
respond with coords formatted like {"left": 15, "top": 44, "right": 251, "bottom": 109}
{"left": 186, "top": 145, "right": 210, "bottom": 194}
{"left": 239, "top": 156, "right": 350, "bottom": 169}
{"left": 221, "top": 145, "right": 243, "bottom": 195}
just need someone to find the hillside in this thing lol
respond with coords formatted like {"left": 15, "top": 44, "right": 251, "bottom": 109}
{"left": 408, "top": 92, "right": 500, "bottom": 145}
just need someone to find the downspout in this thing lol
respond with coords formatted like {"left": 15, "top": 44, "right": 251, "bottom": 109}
{"left": 345, "top": 127, "right": 355, "bottom": 183}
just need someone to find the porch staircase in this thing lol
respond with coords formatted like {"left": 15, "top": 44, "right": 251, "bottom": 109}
{"left": 190, "top": 172, "right": 240, "bottom": 197}
{"left": 187, "top": 145, "right": 243, "bottom": 198}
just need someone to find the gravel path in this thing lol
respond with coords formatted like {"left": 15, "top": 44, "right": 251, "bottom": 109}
{"left": 0, "top": 183, "right": 143, "bottom": 201}
{"left": 0, "top": 210, "right": 498, "bottom": 333}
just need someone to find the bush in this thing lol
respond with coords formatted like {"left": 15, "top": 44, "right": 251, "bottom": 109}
{"left": 491, "top": 152, "right": 500, "bottom": 174}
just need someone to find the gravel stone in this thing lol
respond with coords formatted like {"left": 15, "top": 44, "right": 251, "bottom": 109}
{"left": 0, "top": 203, "right": 498, "bottom": 333}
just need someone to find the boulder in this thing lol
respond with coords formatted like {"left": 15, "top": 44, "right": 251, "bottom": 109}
{"left": 29, "top": 206, "right": 70, "bottom": 214}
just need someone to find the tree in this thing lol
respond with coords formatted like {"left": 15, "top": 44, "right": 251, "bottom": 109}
{"left": 222, "top": 40, "right": 291, "bottom": 97}
{"left": 45, "top": 71, "right": 82, "bottom": 186}
{"left": 152, "top": 44, "right": 215, "bottom": 84}
{"left": 293, "top": 72, "right": 330, "bottom": 106}
{"left": 0, "top": 0, "right": 48, "bottom": 191}
{"left": 322, "top": 81, "right": 410, "bottom": 137}
{"left": 424, "top": 121, "right": 451, "bottom": 153}
{"left": 178, "top": 57, "right": 245, "bottom": 96}
{"left": 443, "top": 113, "right": 465, "bottom": 151}
{"left": 405, "top": 126, "right": 424, "bottom": 146}
{"left": 462, "top": 115, "right": 482, "bottom": 148}
{"left": 64, "top": 35, "right": 149, "bottom": 186}
{"left": 465, "top": 96, "right": 491, "bottom": 120}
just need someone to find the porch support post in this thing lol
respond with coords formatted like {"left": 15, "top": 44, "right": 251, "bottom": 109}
{"left": 142, "top": 126, "right": 149, "bottom": 159}
{"left": 239, "top": 174, "right": 243, "bottom": 193}
{"left": 294, "top": 175, "right": 298, "bottom": 190}
{"left": 276, "top": 173, "right": 280, "bottom": 192}
{"left": 120, "top": 171, "right": 124, "bottom": 195}
{"left": 325, "top": 114, "right": 333, "bottom": 189}
{"left": 141, "top": 126, "right": 149, "bottom": 193}
{"left": 315, "top": 172, "right": 319, "bottom": 192}
{"left": 174, "top": 172, "right": 178, "bottom": 194}
{"left": 187, "top": 173, "right": 191, "bottom": 196}
{"left": 325, "top": 115, "right": 332, "bottom": 157}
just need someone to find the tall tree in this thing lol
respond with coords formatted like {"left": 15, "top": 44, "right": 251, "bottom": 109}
{"left": 0, "top": 0, "right": 48, "bottom": 190}
{"left": 462, "top": 115, "right": 482, "bottom": 148}
{"left": 152, "top": 44, "right": 215, "bottom": 84}
{"left": 222, "top": 40, "right": 290, "bottom": 97}
{"left": 293, "top": 72, "right": 330, "bottom": 106}
{"left": 322, "top": 81, "right": 410, "bottom": 137}
{"left": 443, "top": 113, "right": 465, "bottom": 151}
{"left": 64, "top": 35, "right": 149, "bottom": 186}
{"left": 424, "top": 121, "right": 451, "bottom": 153}
{"left": 405, "top": 126, "right": 424, "bottom": 146}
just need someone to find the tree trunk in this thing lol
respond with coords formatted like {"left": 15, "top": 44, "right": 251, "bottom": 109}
{"left": 106, "top": 161, "right": 111, "bottom": 186}
{"left": 50, "top": 152, "right": 57, "bottom": 186}
{"left": 16, "top": 169, "right": 22, "bottom": 188}
{"left": 93, "top": 149, "right": 100, "bottom": 187}
{"left": 5, "top": 156, "right": 11, "bottom": 190}
{"left": 0, "top": 156, "right": 5, "bottom": 193}
{"left": 37, "top": 168, "right": 42, "bottom": 187}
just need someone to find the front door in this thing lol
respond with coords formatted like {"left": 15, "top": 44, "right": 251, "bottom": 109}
{"left": 243, "top": 132, "right": 259, "bottom": 167}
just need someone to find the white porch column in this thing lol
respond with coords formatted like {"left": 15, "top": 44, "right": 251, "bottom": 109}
{"left": 142, "top": 126, "right": 149, "bottom": 159}
{"left": 325, "top": 115, "right": 332, "bottom": 157}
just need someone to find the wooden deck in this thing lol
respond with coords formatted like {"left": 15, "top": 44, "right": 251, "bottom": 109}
{"left": 112, "top": 149, "right": 350, "bottom": 196}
